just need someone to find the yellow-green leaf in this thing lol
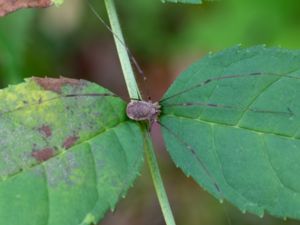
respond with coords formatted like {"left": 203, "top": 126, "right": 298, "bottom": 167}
{"left": 0, "top": 77, "right": 144, "bottom": 225}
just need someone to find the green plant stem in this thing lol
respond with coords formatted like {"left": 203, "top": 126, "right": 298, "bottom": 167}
{"left": 144, "top": 133, "right": 176, "bottom": 225}
{"left": 104, "top": 0, "right": 141, "bottom": 100}
{"left": 103, "top": 1, "right": 176, "bottom": 225}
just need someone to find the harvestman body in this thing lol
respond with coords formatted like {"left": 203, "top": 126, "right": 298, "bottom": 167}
{"left": 126, "top": 100, "right": 161, "bottom": 124}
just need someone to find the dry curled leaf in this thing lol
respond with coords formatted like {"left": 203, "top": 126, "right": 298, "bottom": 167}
{"left": 0, "top": 0, "right": 52, "bottom": 16}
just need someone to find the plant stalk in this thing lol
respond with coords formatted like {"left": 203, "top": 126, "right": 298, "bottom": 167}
{"left": 144, "top": 133, "right": 176, "bottom": 225}
{"left": 104, "top": 0, "right": 141, "bottom": 100}
{"left": 103, "top": 1, "right": 176, "bottom": 224}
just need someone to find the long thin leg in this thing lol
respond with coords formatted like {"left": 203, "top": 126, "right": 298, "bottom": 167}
{"left": 158, "top": 120, "right": 235, "bottom": 224}
{"left": 88, "top": 1, "right": 146, "bottom": 81}
{"left": 157, "top": 120, "right": 221, "bottom": 194}
{"left": 160, "top": 71, "right": 300, "bottom": 103}
{"left": 163, "top": 101, "right": 294, "bottom": 117}
{"left": 0, "top": 93, "right": 117, "bottom": 116}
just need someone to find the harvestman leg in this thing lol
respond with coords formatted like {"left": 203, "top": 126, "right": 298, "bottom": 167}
{"left": 0, "top": 93, "right": 118, "bottom": 116}
{"left": 160, "top": 71, "right": 300, "bottom": 103}
{"left": 156, "top": 71, "right": 300, "bottom": 198}
{"left": 160, "top": 71, "right": 299, "bottom": 116}
{"left": 157, "top": 121, "right": 222, "bottom": 194}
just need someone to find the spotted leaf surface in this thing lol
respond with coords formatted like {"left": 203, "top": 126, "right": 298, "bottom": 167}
{"left": 0, "top": 77, "right": 144, "bottom": 225}
{"left": 160, "top": 46, "right": 300, "bottom": 219}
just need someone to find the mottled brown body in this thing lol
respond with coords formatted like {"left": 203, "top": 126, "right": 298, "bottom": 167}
{"left": 126, "top": 100, "right": 161, "bottom": 123}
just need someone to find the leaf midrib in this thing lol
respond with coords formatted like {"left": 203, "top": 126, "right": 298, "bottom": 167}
{"left": 162, "top": 114, "right": 299, "bottom": 140}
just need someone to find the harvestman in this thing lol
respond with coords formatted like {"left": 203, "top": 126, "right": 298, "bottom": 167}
{"left": 87, "top": 2, "right": 297, "bottom": 197}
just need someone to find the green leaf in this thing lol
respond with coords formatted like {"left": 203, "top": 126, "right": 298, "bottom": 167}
{"left": 0, "top": 77, "right": 144, "bottom": 225}
{"left": 161, "top": 0, "right": 203, "bottom": 4}
{"left": 160, "top": 46, "right": 300, "bottom": 219}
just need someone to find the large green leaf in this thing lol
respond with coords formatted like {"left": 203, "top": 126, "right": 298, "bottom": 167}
{"left": 160, "top": 46, "right": 300, "bottom": 219}
{"left": 0, "top": 77, "right": 144, "bottom": 225}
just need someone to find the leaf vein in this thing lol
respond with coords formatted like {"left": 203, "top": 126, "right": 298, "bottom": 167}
{"left": 261, "top": 136, "right": 300, "bottom": 194}
{"left": 164, "top": 114, "right": 299, "bottom": 140}
{"left": 235, "top": 76, "right": 282, "bottom": 126}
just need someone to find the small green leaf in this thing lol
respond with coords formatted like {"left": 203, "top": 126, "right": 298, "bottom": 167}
{"left": 52, "top": 0, "right": 64, "bottom": 6}
{"left": 160, "top": 46, "right": 300, "bottom": 219}
{"left": 0, "top": 77, "right": 144, "bottom": 225}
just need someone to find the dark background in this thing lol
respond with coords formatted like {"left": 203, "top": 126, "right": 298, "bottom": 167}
{"left": 1, "top": 0, "right": 300, "bottom": 224}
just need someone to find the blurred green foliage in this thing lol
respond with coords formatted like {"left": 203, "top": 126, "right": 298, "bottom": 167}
{"left": 1, "top": 0, "right": 300, "bottom": 87}
{"left": 0, "top": 10, "right": 35, "bottom": 85}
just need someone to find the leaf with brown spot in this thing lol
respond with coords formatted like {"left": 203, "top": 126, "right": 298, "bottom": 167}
{"left": 62, "top": 135, "right": 79, "bottom": 149}
{"left": 0, "top": 77, "right": 144, "bottom": 225}
{"left": 33, "top": 77, "right": 86, "bottom": 93}
{"left": 31, "top": 147, "right": 55, "bottom": 162}
{"left": 38, "top": 124, "right": 52, "bottom": 138}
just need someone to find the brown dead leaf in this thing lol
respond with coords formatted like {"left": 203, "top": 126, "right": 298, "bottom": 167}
{"left": 0, "top": 0, "right": 52, "bottom": 17}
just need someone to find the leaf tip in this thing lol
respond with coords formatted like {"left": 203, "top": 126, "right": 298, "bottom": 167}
{"left": 82, "top": 213, "right": 96, "bottom": 225}
{"left": 52, "top": 0, "right": 64, "bottom": 6}
{"left": 259, "top": 212, "right": 264, "bottom": 218}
